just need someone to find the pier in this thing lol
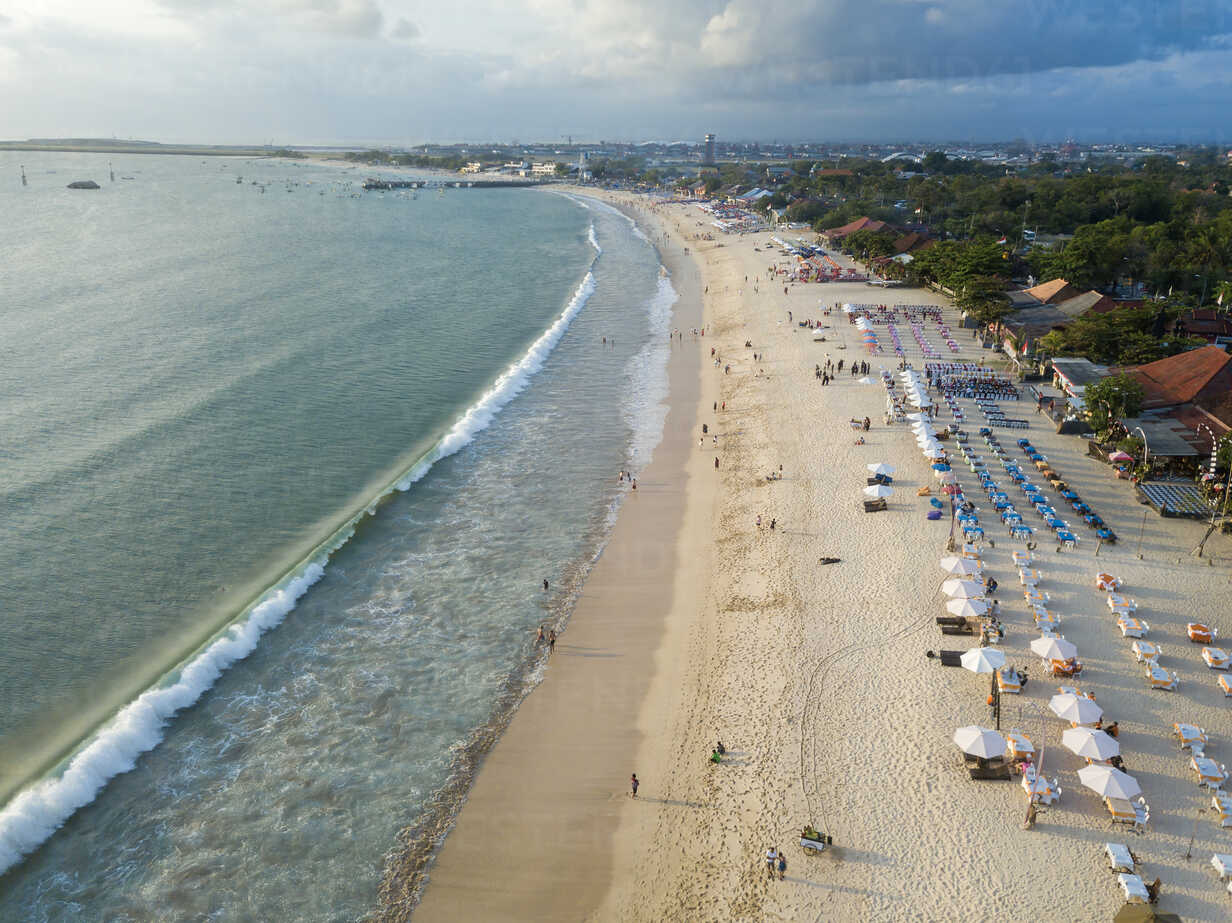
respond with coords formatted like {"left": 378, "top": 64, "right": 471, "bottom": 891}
{"left": 361, "top": 178, "right": 549, "bottom": 191}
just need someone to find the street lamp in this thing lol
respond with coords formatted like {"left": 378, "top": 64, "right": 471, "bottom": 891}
{"left": 1133, "top": 426, "right": 1150, "bottom": 472}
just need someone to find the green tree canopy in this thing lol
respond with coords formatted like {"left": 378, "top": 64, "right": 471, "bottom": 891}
{"left": 1083, "top": 373, "right": 1145, "bottom": 433}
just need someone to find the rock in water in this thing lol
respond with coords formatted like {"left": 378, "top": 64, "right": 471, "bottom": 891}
{"left": 67, "top": 180, "right": 101, "bottom": 189}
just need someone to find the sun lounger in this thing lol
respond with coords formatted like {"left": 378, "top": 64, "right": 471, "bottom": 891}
{"left": 1119, "top": 873, "right": 1150, "bottom": 903}
{"left": 1131, "top": 640, "right": 1160, "bottom": 663}
{"left": 1191, "top": 755, "right": 1227, "bottom": 788}
{"left": 1105, "top": 842, "right": 1136, "bottom": 872}
{"left": 863, "top": 498, "right": 887, "bottom": 512}
{"left": 1219, "top": 675, "right": 1232, "bottom": 697}
{"left": 997, "top": 668, "right": 1024, "bottom": 693}
{"left": 1096, "top": 573, "right": 1121, "bottom": 591}
{"left": 1203, "top": 647, "right": 1231, "bottom": 670}
{"left": 1021, "top": 768, "right": 1060, "bottom": 803}
{"left": 1188, "top": 623, "right": 1216, "bottom": 643}
{"left": 1212, "top": 854, "right": 1232, "bottom": 879}
{"left": 937, "top": 650, "right": 964, "bottom": 668}
{"left": 938, "top": 620, "right": 977, "bottom": 636}
{"left": 1118, "top": 617, "right": 1149, "bottom": 639}
{"left": 1212, "top": 792, "right": 1232, "bottom": 826}
{"left": 1146, "top": 664, "right": 1178, "bottom": 690}
{"left": 1173, "top": 723, "right": 1208, "bottom": 751}
{"left": 1050, "top": 659, "right": 1083, "bottom": 678}
{"left": 1006, "top": 728, "right": 1034, "bottom": 758}
{"left": 1106, "top": 797, "right": 1138, "bottom": 823}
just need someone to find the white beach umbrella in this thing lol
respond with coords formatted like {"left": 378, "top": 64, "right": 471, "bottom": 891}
{"left": 857, "top": 376, "right": 875, "bottom": 384}
{"left": 905, "top": 412, "right": 927, "bottom": 421}
{"left": 1062, "top": 727, "right": 1121, "bottom": 761}
{"left": 1032, "top": 636, "right": 1078, "bottom": 662}
{"left": 953, "top": 726, "right": 1007, "bottom": 759}
{"left": 939, "top": 556, "right": 981, "bottom": 576}
{"left": 1048, "top": 693, "right": 1103, "bottom": 725}
{"left": 842, "top": 303, "right": 855, "bottom": 313}
{"left": 909, "top": 395, "right": 934, "bottom": 409}
{"left": 943, "top": 578, "right": 985, "bottom": 598}
{"left": 867, "top": 463, "right": 896, "bottom": 476}
{"left": 937, "top": 469, "right": 958, "bottom": 483}
{"left": 947, "top": 598, "right": 991, "bottom": 618}
{"left": 922, "top": 444, "right": 946, "bottom": 459}
{"left": 863, "top": 484, "right": 893, "bottom": 499}
{"left": 1078, "top": 764, "right": 1141, "bottom": 800}
{"left": 960, "top": 647, "right": 1006, "bottom": 674}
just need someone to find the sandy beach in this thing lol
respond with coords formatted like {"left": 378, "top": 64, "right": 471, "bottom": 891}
{"left": 414, "top": 192, "right": 1232, "bottom": 922}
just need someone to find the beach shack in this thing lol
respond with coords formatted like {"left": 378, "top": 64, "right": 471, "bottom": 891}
{"left": 1050, "top": 358, "right": 1111, "bottom": 413}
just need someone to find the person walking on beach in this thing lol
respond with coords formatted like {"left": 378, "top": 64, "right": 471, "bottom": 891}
{"left": 548, "top": 630, "right": 556, "bottom": 653}
{"left": 630, "top": 773, "right": 639, "bottom": 798}
{"left": 536, "top": 625, "right": 545, "bottom": 643}
{"left": 777, "top": 852, "right": 787, "bottom": 880}
{"left": 543, "top": 578, "right": 549, "bottom": 592}
{"left": 765, "top": 847, "right": 778, "bottom": 879}
{"left": 714, "top": 457, "right": 720, "bottom": 470}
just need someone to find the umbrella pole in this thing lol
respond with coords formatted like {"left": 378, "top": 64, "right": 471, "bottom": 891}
{"left": 990, "top": 672, "right": 1000, "bottom": 730}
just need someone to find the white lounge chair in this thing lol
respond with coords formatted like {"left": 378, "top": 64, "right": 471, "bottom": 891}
{"left": 1105, "top": 842, "right": 1135, "bottom": 872}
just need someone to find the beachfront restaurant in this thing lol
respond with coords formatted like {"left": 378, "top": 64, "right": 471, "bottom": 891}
{"left": 1049, "top": 358, "right": 1111, "bottom": 416}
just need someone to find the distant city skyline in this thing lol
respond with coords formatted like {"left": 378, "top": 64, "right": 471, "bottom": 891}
{"left": 3, "top": 1, "right": 1232, "bottom": 145}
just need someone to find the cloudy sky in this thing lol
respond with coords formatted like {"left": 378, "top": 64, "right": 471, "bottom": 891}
{"left": 2, "top": 0, "right": 1232, "bottom": 144}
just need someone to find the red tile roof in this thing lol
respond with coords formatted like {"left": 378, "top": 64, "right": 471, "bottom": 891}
{"left": 823, "top": 216, "right": 893, "bottom": 239}
{"left": 1024, "top": 279, "right": 1081, "bottom": 304}
{"left": 1127, "top": 345, "right": 1232, "bottom": 408}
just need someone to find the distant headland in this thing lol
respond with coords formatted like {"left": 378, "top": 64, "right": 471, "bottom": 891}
{"left": 0, "top": 138, "right": 300, "bottom": 157}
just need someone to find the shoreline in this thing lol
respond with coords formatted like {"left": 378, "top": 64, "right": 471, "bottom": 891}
{"left": 409, "top": 191, "right": 713, "bottom": 920}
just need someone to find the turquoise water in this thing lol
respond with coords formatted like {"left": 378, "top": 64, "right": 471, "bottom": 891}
{"left": 0, "top": 154, "right": 672, "bottom": 918}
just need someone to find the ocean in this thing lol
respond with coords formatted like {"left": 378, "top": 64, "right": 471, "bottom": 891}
{"left": 0, "top": 153, "right": 673, "bottom": 919}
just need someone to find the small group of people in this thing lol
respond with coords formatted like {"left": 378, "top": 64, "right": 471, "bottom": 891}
{"left": 850, "top": 360, "right": 870, "bottom": 377}
{"left": 617, "top": 470, "right": 637, "bottom": 491}
{"left": 535, "top": 624, "right": 557, "bottom": 652}
{"left": 764, "top": 846, "right": 787, "bottom": 880}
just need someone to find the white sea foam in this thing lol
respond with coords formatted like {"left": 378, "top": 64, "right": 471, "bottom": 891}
{"left": 394, "top": 232, "right": 600, "bottom": 492}
{"left": 622, "top": 271, "right": 678, "bottom": 474}
{"left": 0, "top": 224, "right": 604, "bottom": 877}
{"left": 0, "top": 562, "right": 328, "bottom": 875}
{"left": 395, "top": 271, "right": 597, "bottom": 492}
{"left": 587, "top": 223, "right": 601, "bottom": 254}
